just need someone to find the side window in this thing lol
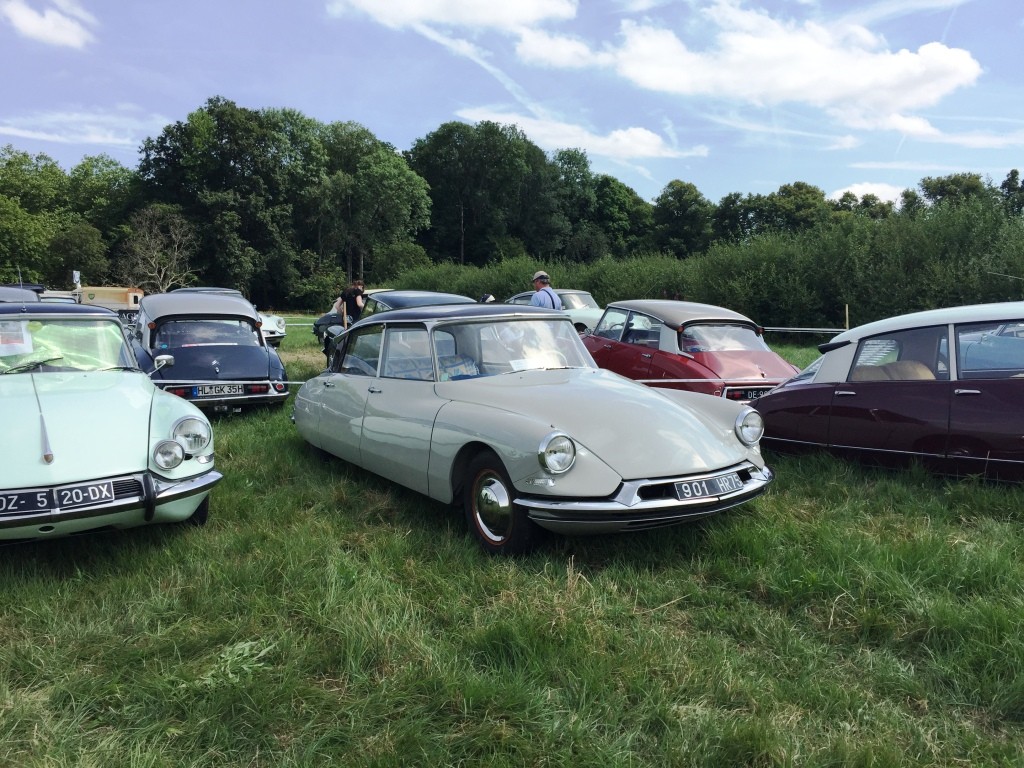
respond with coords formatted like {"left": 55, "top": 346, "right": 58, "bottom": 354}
{"left": 957, "top": 320, "right": 1024, "bottom": 379}
{"left": 336, "top": 326, "right": 382, "bottom": 375}
{"left": 382, "top": 326, "right": 434, "bottom": 381}
{"left": 623, "top": 312, "right": 656, "bottom": 347}
{"left": 508, "top": 294, "right": 531, "bottom": 306}
{"left": 594, "top": 307, "right": 629, "bottom": 340}
{"left": 848, "top": 327, "right": 942, "bottom": 382}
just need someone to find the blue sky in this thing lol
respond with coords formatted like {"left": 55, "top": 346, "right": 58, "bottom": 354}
{"left": 1, "top": 0, "right": 1021, "bottom": 205}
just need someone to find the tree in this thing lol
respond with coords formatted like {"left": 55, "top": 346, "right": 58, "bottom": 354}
{"left": 919, "top": 173, "right": 990, "bottom": 206}
{"left": 0, "top": 145, "right": 68, "bottom": 214}
{"left": 594, "top": 175, "right": 653, "bottom": 256}
{"left": 652, "top": 180, "right": 714, "bottom": 256}
{"left": 118, "top": 205, "right": 198, "bottom": 292}
{"left": 999, "top": 169, "right": 1024, "bottom": 217}
{"left": 0, "top": 193, "right": 54, "bottom": 283}
{"left": 406, "top": 121, "right": 565, "bottom": 266}
{"left": 46, "top": 215, "right": 108, "bottom": 287}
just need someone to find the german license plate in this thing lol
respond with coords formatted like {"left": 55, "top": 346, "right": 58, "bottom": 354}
{"left": 675, "top": 472, "right": 744, "bottom": 500}
{"left": 0, "top": 480, "right": 115, "bottom": 515}
{"left": 194, "top": 383, "right": 243, "bottom": 397}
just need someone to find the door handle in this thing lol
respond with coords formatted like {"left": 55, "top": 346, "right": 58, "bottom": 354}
{"left": 368, "top": 386, "right": 382, "bottom": 394}
{"left": 835, "top": 389, "right": 857, "bottom": 396}
{"left": 954, "top": 388, "right": 981, "bottom": 395}
{"left": 641, "top": 353, "right": 652, "bottom": 359}
{"left": 323, "top": 381, "right": 334, "bottom": 388}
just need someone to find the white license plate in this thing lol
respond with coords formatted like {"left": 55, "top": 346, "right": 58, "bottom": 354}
{"left": 0, "top": 480, "right": 115, "bottom": 515}
{"left": 194, "top": 383, "right": 244, "bottom": 397}
{"left": 674, "top": 472, "right": 744, "bottom": 500}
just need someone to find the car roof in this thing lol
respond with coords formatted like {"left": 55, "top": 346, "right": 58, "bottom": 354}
{"left": 140, "top": 292, "right": 260, "bottom": 319}
{"left": 604, "top": 299, "right": 756, "bottom": 327}
{"left": 0, "top": 286, "right": 42, "bottom": 303}
{"left": 507, "top": 288, "right": 592, "bottom": 300}
{"left": 171, "top": 286, "right": 244, "bottom": 296}
{"left": 827, "top": 301, "right": 1024, "bottom": 346}
{"left": 353, "top": 302, "right": 563, "bottom": 326}
{"left": 0, "top": 302, "right": 117, "bottom": 317}
{"left": 369, "top": 290, "right": 476, "bottom": 309}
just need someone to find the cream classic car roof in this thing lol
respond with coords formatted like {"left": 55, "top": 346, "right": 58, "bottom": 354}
{"left": 140, "top": 292, "right": 260, "bottom": 320}
{"left": 826, "top": 301, "right": 1024, "bottom": 347}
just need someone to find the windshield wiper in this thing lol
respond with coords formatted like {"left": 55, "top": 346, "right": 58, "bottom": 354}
{"left": 2, "top": 356, "right": 64, "bottom": 374}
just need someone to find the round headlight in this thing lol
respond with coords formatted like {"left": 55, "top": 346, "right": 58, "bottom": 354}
{"left": 538, "top": 432, "right": 576, "bottom": 474}
{"left": 154, "top": 439, "right": 185, "bottom": 470}
{"left": 275, "top": 318, "right": 286, "bottom": 331}
{"left": 735, "top": 408, "right": 765, "bottom": 447}
{"left": 172, "top": 417, "right": 212, "bottom": 453}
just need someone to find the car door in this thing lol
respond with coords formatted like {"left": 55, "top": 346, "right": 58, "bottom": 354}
{"left": 947, "top": 319, "right": 1024, "bottom": 478}
{"left": 358, "top": 325, "right": 446, "bottom": 496}
{"left": 826, "top": 327, "right": 951, "bottom": 461}
{"left": 584, "top": 307, "right": 654, "bottom": 380}
{"left": 317, "top": 325, "right": 383, "bottom": 464}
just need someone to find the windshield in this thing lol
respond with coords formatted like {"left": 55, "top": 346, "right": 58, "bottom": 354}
{"left": 560, "top": 292, "right": 599, "bottom": 310}
{"left": 0, "top": 318, "right": 135, "bottom": 373}
{"left": 679, "top": 323, "right": 771, "bottom": 353}
{"left": 433, "top": 318, "right": 595, "bottom": 377}
{"left": 154, "top": 318, "right": 261, "bottom": 349}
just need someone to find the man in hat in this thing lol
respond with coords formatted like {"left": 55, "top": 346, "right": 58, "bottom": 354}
{"left": 529, "top": 270, "right": 563, "bottom": 310}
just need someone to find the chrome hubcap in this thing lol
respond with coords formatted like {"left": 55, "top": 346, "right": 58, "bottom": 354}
{"left": 474, "top": 471, "right": 512, "bottom": 543}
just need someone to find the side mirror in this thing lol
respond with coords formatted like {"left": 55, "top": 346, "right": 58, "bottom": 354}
{"left": 153, "top": 354, "right": 175, "bottom": 372}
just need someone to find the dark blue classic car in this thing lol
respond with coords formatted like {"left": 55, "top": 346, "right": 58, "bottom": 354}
{"left": 129, "top": 293, "right": 288, "bottom": 413}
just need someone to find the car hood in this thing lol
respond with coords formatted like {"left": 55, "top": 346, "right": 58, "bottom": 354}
{"left": 151, "top": 345, "right": 274, "bottom": 380}
{"left": 436, "top": 367, "right": 751, "bottom": 478}
{"left": 1, "top": 372, "right": 154, "bottom": 487}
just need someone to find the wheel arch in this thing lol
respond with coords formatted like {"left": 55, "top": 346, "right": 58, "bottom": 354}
{"left": 449, "top": 440, "right": 498, "bottom": 504}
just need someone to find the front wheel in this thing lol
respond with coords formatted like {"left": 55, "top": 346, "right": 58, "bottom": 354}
{"left": 185, "top": 497, "right": 210, "bottom": 527}
{"left": 463, "top": 452, "right": 539, "bottom": 555}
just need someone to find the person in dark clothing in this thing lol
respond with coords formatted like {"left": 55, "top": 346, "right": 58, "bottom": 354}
{"left": 332, "top": 280, "right": 365, "bottom": 328}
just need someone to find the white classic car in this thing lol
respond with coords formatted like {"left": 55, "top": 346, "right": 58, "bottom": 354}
{"left": 292, "top": 303, "right": 773, "bottom": 554}
{"left": 0, "top": 301, "right": 222, "bottom": 541}
{"left": 506, "top": 288, "right": 604, "bottom": 332}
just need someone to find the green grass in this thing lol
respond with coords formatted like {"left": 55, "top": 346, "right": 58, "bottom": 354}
{"left": 2, "top": 321, "right": 1023, "bottom": 766}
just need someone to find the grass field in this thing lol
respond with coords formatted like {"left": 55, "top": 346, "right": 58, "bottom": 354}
{"left": 1, "top": 318, "right": 1022, "bottom": 766}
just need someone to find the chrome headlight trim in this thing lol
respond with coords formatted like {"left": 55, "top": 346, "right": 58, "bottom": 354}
{"left": 171, "top": 416, "right": 212, "bottom": 453}
{"left": 154, "top": 439, "right": 185, "bottom": 470}
{"left": 538, "top": 431, "right": 576, "bottom": 474}
{"left": 735, "top": 408, "right": 765, "bottom": 447}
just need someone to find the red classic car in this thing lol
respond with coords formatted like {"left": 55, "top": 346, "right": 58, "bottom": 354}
{"left": 752, "top": 301, "right": 1024, "bottom": 480}
{"left": 583, "top": 300, "right": 798, "bottom": 402}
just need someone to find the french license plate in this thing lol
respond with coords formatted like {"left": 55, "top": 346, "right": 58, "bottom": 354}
{"left": 675, "top": 472, "right": 744, "bottom": 501}
{"left": 0, "top": 480, "right": 116, "bottom": 516}
{"left": 743, "top": 387, "right": 772, "bottom": 400}
{"left": 194, "top": 383, "right": 243, "bottom": 397}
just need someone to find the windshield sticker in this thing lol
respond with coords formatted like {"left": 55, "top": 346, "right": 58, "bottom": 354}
{"left": 0, "top": 321, "right": 33, "bottom": 356}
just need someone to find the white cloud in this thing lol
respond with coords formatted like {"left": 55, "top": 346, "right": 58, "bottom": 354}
{"left": 455, "top": 106, "right": 699, "bottom": 160}
{"left": 0, "top": 107, "right": 167, "bottom": 149}
{"left": 829, "top": 181, "right": 907, "bottom": 203}
{"left": 325, "top": 0, "right": 577, "bottom": 31}
{"left": 516, "top": 28, "right": 611, "bottom": 68}
{"left": 0, "top": 0, "right": 96, "bottom": 48}
{"left": 605, "top": 6, "right": 981, "bottom": 132}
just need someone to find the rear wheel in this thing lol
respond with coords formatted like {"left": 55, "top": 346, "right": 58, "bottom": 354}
{"left": 463, "top": 452, "right": 539, "bottom": 555}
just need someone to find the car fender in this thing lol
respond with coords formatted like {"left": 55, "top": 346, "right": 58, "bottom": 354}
{"left": 425, "top": 399, "right": 624, "bottom": 505}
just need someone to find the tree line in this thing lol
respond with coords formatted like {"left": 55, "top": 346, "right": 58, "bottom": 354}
{"left": 2, "top": 95, "right": 1022, "bottom": 319}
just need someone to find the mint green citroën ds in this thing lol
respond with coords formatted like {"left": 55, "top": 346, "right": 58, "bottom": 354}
{"left": 0, "top": 302, "right": 222, "bottom": 541}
